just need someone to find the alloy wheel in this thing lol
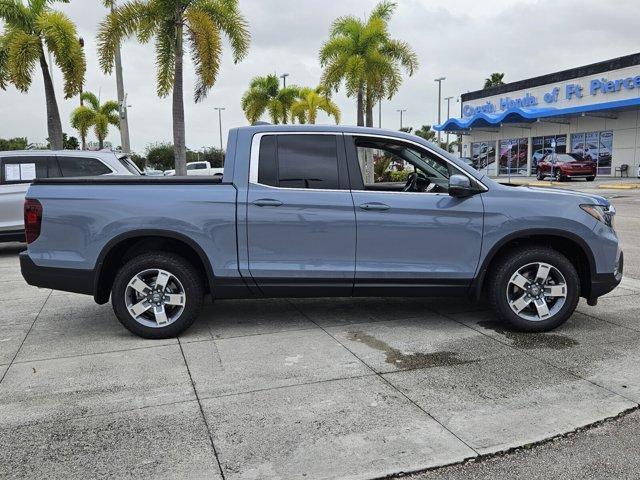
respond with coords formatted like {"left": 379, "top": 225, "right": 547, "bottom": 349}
{"left": 124, "top": 268, "right": 186, "bottom": 328}
{"left": 505, "top": 262, "right": 567, "bottom": 322}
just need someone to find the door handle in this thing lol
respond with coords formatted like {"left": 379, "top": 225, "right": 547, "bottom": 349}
{"left": 252, "top": 198, "right": 283, "bottom": 207}
{"left": 359, "top": 202, "right": 390, "bottom": 211}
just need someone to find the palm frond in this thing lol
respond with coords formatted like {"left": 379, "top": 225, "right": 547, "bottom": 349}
{"left": 70, "top": 104, "right": 95, "bottom": 134}
{"left": 100, "top": 99, "right": 120, "bottom": 115}
{"left": 6, "top": 30, "right": 40, "bottom": 92}
{"left": 0, "top": 0, "right": 31, "bottom": 30}
{"left": 0, "top": 35, "right": 8, "bottom": 89}
{"left": 369, "top": 1, "right": 396, "bottom": 21}
{"left": 185, "top": 8, "right": 221, "bottom": 102}
{"left": 192, "top": 0, "right": 250, "bottom": 62}
{"left": 81, "top": 91, "right": 100, "bottom": 110}
{"left": 97, "top": 0, "right": 154, "bottom": 74}
{"left": 154, "top": 25, "right": 174, "bottom": 97}
{"left": 37, "top": 10, "right": 86, "bottom": 98}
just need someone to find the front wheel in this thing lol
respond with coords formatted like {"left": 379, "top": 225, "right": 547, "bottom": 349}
{"left": 111, "top": 252, "right": 204, "bottom": 338}
{"left": 488, "top": 247, "right": 580, "bottom": 332}
{"left": 587, "top": 176, "right": 595, "bottom": 182}
{"left": 536, "top": 169, "right": 544, "bottom": 181}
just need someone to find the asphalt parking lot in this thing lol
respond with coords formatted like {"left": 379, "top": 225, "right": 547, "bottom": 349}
{"left": 2, "top": 183, "right": 640, "bottom": 479}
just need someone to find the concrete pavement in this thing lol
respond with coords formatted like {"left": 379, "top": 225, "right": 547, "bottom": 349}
{"left": 1, "top": 190, "right": 640, "bottom": 479}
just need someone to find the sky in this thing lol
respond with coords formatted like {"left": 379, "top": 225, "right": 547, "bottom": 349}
{"left": 1, "top": 0, "right": 639, "bottom": 153}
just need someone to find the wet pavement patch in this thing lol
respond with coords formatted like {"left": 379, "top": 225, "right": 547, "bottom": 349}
{"left": 347, "top": 330, "right": 473, "bottom": 370}
{"left": 478, "top": 320, "right": 579, "bottom": 350}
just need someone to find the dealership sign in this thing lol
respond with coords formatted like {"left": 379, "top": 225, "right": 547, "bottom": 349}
{"left": 463, "top": 73, "right": 640, "bottom": 118}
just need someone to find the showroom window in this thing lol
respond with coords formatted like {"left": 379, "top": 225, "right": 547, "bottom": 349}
{"left": 570, "top": 131, "right": 613, "bottom": 175}
{"left": 470, "top": 141, "right": 496, "bottom": 173}
{"left": 499, "top": 138, "right": 528, "bottom": 176}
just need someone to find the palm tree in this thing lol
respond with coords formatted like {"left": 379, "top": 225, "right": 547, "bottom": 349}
{"left": 414, "top": 125, "right": 436, "bottom": 142}
{"left": 241, "top": 74, "right": 300, "bottom": 124}
{"left": 71, "top": 92, "right": 120, "bottom": 150}
{"left": 98, "top": 0, "right": 250, "bottom": 175}
{"left": 0, "top": 0, "right": 86, "bottom": 150}
{"left": 291, "top": 87, "right": 340, "bottom": 124}
{"left": 102, "top": 0, "right": 130, "bottom": 153}
{"left": 319, "top": 1, "right": 417, "bottom": 127}
{"left": 484, "top": 72, "right": 505, "bottom": 89}
{"left": 241, "top": 74, "right": 279, "bottom": 124}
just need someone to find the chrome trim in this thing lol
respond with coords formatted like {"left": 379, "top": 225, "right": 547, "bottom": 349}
{"left": 248, "top": 130, "right": 489, "bottom": 193}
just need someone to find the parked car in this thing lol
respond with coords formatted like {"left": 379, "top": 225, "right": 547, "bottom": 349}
{"left": 164, "top": 161, "right": 223, "bottom": 177}
{"left": 0, "top": 150, "right": 140, "bottom": 242}
{"left": 20, "top": 125, "right": 622, "bottom": 338}
{"left": 536, "top": 153, "right": 597, "bottom": 181}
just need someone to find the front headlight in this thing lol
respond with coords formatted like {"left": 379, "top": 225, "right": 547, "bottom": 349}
{"left": 581, "top": 204, "right": 615, "bottom": 228}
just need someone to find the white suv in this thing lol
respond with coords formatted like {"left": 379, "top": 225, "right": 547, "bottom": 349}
{"left": 0, "top": 150, "right": 140, "bottom": 242}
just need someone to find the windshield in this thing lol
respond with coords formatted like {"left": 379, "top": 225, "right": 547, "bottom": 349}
{"left": 548, "top": 153, "right": 583, "bottom": 163}
{"left": 118, "top": 155, "right": 142, "bottom": 175}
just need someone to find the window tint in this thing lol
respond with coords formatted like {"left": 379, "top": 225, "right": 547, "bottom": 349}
{"left": 279, "top": 135, "right": 340, "bottom": 189}
{"left": 1, "top": 157, "right": 49, "bottom": 184}
{"left": 57, "top": 156, "right": 112, "bottom": 177}
{"left": 258, "top": 135, "right": 277, "bottom": 186}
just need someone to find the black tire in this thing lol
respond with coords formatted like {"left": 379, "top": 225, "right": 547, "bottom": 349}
{"left": 536, "top": 169, "right": 544, "bottom": 181}
{"left": 488, "top": 247, "right": 580, "bottom": 332}
{"left": 587, "top": 176, "right": 595, "bottom": 182}
{"left": 111, "top": 251, "right": 204, "bottom": 339}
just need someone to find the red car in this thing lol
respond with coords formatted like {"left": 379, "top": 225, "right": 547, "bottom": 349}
{"left": 536, "top": 153, "right": 596, "bottom": 182}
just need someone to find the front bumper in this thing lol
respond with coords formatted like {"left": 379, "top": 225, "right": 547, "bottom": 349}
{"left": 588, "top": 251, "right": 623, "bottom": 302}
{"left": 20, "top": 252, "right": 95, "bottom": 296}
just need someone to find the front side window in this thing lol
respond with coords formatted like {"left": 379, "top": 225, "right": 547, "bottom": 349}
{"left": 355, "top": 138, "right": 452, "bottom": 193}
{"left": 257, "top": 135, "right": 340, "bottom": 190}
{"left": 57, "top": 157, "right": 112, "bottom": 177}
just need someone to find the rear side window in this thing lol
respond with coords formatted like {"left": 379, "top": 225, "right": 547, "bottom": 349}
{"left": 1, "top": 156, "right": 49, "bottom": 184}
{"left": 57, "top": 156, "right": 112, "bottom": 177}
{"left": 257, "top": 134, "right": 340, "bottom": 190}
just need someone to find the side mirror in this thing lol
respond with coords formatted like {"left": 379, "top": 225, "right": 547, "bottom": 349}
{"left": 449, "top": 174, "right": 475, "bottom": 198}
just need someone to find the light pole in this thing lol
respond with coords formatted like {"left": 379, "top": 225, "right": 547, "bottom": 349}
{"left": 280, "top": 73, "right": 289, "bottom": 89}
{"left": 214, "top": 107, "right": 225, "bottom": 151}
{"left": 434, "top": 77, "right": 446, "bottom": 146}
{"left": 396, "top": 109, "right": 407, "bottom": 130}
{"left": 444, "top": 96, "right": 454, "bottom": 151}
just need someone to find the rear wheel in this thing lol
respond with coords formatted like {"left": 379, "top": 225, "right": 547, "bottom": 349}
{"left": 536, "top": 169, "right": 544, "bottom": 181}
{"left": 111, "top": 252, "right": 204, "bottom": 339}
{"left": 488, "top": 247, "right": 580, "bottom": 332}
{"left": 587, "top": 176, "right": 595, "bottom": 182}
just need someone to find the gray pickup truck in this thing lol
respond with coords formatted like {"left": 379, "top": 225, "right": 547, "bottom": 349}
{"left": 20, "top": 125, "right": 622, "bottom": 338}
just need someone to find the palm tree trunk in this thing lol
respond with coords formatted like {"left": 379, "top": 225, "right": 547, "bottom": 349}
{"left": 112, "top": 5, "right": 131, "bottom": 153}
{"left": 365, "top": 88, "right": 374, "bottom": 127}
{"left": 99, "top": 137, "right": 104, "bottom": 150}
{"left": 39, "top": 52, "right": 63, "bottom": 150}
{"left": 173, "top": 17, "right": 187, "bottom": 176}
{"left": 357, "top": 85, "right": 364, "bottom": 127}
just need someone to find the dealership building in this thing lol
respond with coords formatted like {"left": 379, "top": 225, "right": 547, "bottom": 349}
{"left": 436, "top": 52, "right": 640, "bottom": 177}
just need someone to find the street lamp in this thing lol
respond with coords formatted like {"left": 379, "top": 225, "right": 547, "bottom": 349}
{"left": 280, "top": 73, "right": 289, "bottom": 89}
{"left": 444, "top": 96, "right": 454, "bottom": 151}
{"left": 396, "top": 109, "right": 407, "bottom": 130}
{"left": 214, "top": 107, "right": 225, "bottom": 151}
{"left": 434, "top": 77, "right": 446, "bottom": 145}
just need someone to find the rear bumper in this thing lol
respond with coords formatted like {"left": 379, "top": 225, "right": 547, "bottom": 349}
{"left": 20, "top": 252, "right": 95, "bottom": 296}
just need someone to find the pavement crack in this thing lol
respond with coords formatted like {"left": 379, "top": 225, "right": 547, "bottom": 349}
{"left": 0, "top": 289, "right": 51, "bottom": 385}
{"left": 177, "top": 337, "right": 227, "bottom": 480}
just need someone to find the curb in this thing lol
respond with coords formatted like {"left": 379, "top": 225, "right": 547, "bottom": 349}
{"left": 598, "top": 183, "right": 640, "bottom": 189}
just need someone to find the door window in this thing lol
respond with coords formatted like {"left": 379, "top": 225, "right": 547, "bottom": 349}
{"left": 354, "top": 138, "right": 452, "bottom": 193}
{"left": 57, "top": 156, "right": 112, "bottom": 177}
{"left": 257, "top": 135, "right": 340, "bottom": 190}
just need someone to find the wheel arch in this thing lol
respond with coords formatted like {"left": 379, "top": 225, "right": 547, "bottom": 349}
{"left": 93, "top": 229, "right": 215, "bottom": 304}
{"left": 471, "top": 229, "right": 596, "bottom": 300}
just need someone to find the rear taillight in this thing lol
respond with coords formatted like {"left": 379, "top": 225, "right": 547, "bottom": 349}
{"left": 24, "top": 199, "right": 42, "bottom": 244}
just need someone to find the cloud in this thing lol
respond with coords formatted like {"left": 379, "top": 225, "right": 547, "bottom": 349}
{"left": 0, "top": 0, "right": 639, "bottom": 152}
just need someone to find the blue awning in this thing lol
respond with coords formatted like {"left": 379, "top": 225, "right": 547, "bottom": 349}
{"left": 435, "top": 96, "right": 640, "bottom": 132}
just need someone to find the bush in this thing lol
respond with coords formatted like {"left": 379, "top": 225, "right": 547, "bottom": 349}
{"left": 0, "top": 137, "right": 28, "bottom": 151}
{"left": 390, "top": 170, "right": 410, "bottom": 182}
